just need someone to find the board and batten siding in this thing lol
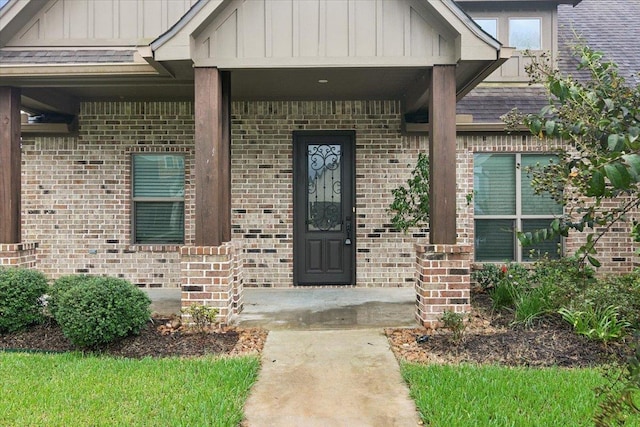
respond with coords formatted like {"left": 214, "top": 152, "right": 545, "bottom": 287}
{"left": 193, "top": 0, "right": 459, "bottom": 67}
{"left": 6, "top": 0, "right": 198, "bottom": 46}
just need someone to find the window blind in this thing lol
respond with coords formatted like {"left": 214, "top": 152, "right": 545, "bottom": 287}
{"left": 133, "top": 154, "right": 185, "bottom": 244}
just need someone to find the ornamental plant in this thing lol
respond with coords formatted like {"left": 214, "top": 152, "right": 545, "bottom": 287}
{"left": 503, "top": 44, "right": 640, "bottom": 267}
{"left": 181, "top": 303, "right": 219, "bottom": 333}
{"left": 0, "top": 267, "right": 48, "bottom": 333}
{"left": 47, "top": 274, "right": 91, "bottom": 318}
{"left": 54, "top": 276, "right": 151, "bottom": 348}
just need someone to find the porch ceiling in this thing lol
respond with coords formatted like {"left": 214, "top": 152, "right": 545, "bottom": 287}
{"left": 11, "top": 60, "right": 503, "bottom": 116}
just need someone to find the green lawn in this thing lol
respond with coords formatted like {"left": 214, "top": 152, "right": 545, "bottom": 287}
{"left": 0, "top": 352, "right": 260, "bottom": 427}
{"left": 401, "top": 363, "right": 611, "bottom": 427}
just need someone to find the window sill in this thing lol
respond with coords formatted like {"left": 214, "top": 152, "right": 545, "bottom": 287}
{"left": 127, "top": 244, "right": 182, "bottom": 253}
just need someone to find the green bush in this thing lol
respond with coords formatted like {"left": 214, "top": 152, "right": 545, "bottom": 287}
{"left": 0, "top": 267, "right": 48, "bottom": 333}
{"left": 54, "top": 276, "right": 151, "bottom": 348}
{"left": 48, "top": 275, "right": 91, "bottom": 318}
{"left": 181, "top": 304, "right": 219, "bottom": 333}
{"left": 439, "top": 310, "right": 467, "bottom": 343}
{"left": 587, "top": 273, "right": 640, "bottom": 328}
{"left": 530, "top": 257, "right": 595, "bottom": 309}
{"left": 471, "top": 264, "right": 502, "bottom": 290}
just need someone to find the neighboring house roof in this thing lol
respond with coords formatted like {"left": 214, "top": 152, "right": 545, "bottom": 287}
{"left": 457, "top": 0, "right": 640, "bottom": 123}
{"left": 557, "top": 0, "right": 640, "bottom": 85}
{"left": 456, "top": 86, "right": 549, "bottom": 122}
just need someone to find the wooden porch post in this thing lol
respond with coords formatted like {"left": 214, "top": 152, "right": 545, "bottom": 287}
{"left": 429, "top": 65, "right": 457, "bottom": 244}
{"left": 194, "top": 68, "right": 231, "bottom": 246}
{"left": 0, "top": 87, "right": 21, "bottom": 244}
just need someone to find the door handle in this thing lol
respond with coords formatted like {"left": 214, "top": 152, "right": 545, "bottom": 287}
{"left": 345, "top": 216, "right": 352, "bottom": 245}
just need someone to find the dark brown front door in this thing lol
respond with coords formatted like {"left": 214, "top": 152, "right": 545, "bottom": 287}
{"left": 293, "top": 131, "right": 355, "bottom": 285}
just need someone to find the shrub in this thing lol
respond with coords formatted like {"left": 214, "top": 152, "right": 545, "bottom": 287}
{"left": 584, "top": 273, "right": 640, "bottom": 329}
{"left": 47, "top": 275, "right": 91, "bottom": 318}
{"left": 0, "top": 267, "right": 48, "bottom": 333}
{"left": 181, "top": 304, "right": 220, "bottom": 333}
{"left": 54, "top": 276, "right": 151, "bottom": 348}
{"left": 439, "top": 310, "right": 467, "bottom": 343}
{"left": 471, "top": 264, "right": 502, "bottom": 291}
{"left": 530, "top": 257, "right": 595, "bottom": 309}
{"left": 489, "top": 280, "right": 520, "bottom": 311}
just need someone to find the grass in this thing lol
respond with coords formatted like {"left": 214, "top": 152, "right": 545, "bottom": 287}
{"left": 402, "top": 362, "right": 608, "bottom": 427}
{"left": 0, "top": 352, "right": 260, "bottom": 427}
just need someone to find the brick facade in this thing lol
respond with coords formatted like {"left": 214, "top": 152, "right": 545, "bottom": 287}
{"left": 15, "top": 100, "right": 637, "bottom": 296}
{"left": 21, "top": 102, "right": 194, "bottom": 287}
{"left": 458, "top": 133, "right": 639, "bottom": 275}
{"left": 231, "top": 100, "right": 421, "bottom": 287}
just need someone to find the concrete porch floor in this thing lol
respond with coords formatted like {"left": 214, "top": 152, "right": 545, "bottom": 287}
{"left": 144, "top": 287, "right": 417, "bottom": 329}
{"left": 235, "top": 287, "right": 416, "bottom": 330}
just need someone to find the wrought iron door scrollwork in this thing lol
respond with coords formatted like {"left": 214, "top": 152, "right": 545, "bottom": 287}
{"left": 307, "top": 144, "right": 342, "bottom": 231}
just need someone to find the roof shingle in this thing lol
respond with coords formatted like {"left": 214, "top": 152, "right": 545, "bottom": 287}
{"left": 0, "top": 49, "right": 136, "bottom": 64}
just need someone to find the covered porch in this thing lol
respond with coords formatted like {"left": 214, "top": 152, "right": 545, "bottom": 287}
{"left": 0, "top": 0, "right": 509, "bottom": 327}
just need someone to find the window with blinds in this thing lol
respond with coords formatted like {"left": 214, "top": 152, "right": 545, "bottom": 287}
{"left": 474, "top": 153, "right": 562, "bottom": 262}
{"left": 132, "top": 154, "right": 185, "bottom": 244}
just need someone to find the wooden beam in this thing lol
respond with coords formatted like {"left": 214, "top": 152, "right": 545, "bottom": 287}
{"left": 0, "top": 87, "right": 22, "bottom": 244}
{"left": 194, "top": 68, "right": 231, "bottom": 246}
{"left": 429, "top": 65, "right": 457, "bottom": 244}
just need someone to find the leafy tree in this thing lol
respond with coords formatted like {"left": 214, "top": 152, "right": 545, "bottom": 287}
{"left": 503, "top": 44, "right": 640, "bottom": 267}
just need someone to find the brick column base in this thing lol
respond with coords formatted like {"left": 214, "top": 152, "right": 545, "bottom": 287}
{"left": 0, "top": 243, "right": 38, "bottom": 268}
{"left": 415, "top": 244, "right": 471, "bottom": 328}
{"left": 180, "top": 241, "right": 244, "bottom": 324}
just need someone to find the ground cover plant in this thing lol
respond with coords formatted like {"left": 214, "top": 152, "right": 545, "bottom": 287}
{"left": 0, "top": 352, "right": 260, "bottom": 427}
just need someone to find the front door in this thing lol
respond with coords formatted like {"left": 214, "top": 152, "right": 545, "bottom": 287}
{"left": 293, "top": 131, "right": 355, "bottom": 285}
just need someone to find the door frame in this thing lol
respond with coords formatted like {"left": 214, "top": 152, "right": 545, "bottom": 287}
{"left": 292, "top": 130, "right": 356, "bottom": 286}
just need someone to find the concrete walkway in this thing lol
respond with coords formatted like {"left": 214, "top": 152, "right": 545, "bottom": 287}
{"left": 239, "top": 288, "right": 421, "bottom": 426}
{"left": 243, "top": 329, "right": 421, "bottom": 427}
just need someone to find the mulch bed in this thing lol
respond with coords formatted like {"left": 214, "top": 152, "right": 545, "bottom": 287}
{"left": 0, "top": 316, "right": 267, "bottom": 359}
{"left": 1, "top": 292, "right": 632, "bottom": 366}
{"left": 386, "top": 293, "right": 631, "bottom": 367}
